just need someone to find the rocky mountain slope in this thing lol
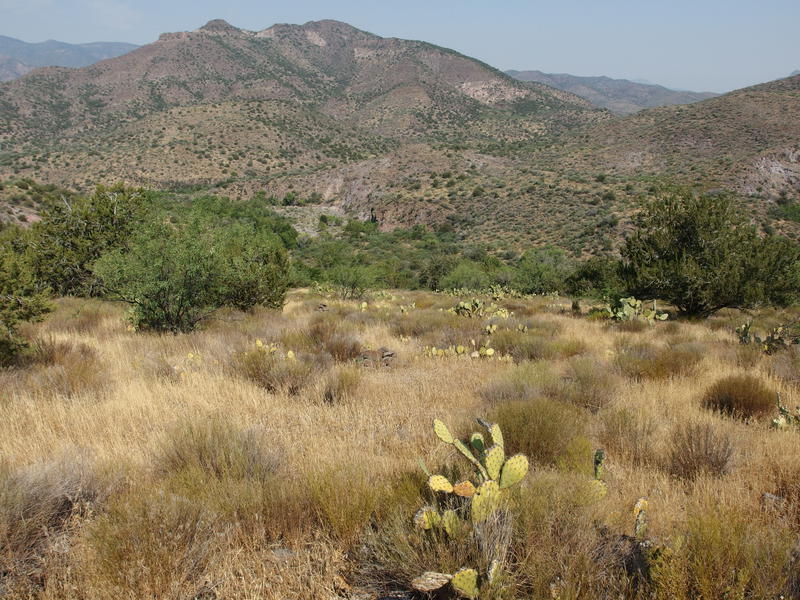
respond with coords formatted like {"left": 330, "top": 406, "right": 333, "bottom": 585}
{"left": 507, "top": 69, "right": 718, "bottom": 115}
{"left": 1, "top": 20, "right": 798, "bottom": 252}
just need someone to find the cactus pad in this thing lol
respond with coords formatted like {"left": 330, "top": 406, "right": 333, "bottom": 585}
{"left": 453, "top": 480, "right": 476, "bottom": 497}
{"left": 471, "top": 480, "right": 501, "bottom": 523}
{"left": 485, "top": 445, "right": 505, "bottom": 480}
{"left": 433, "top": 419, "right": 454, "bottom": 444}
{"left": 414, "top": 506, "right": 441, "bottom": 530}
{"left": 451, "top": 568, "right": 479, "bottom": 598}
{"left": 470, "top": 432, "right": 485, "bottom": 454}
{"left": 499, "top": 454, "right": 529, "bottom": 488}
{"left": 428, "top": 475, "right": 454, "bottom": 493}
{"left": 441, "top": 509, "right": 461, "bottom": 537}
{"left": 412, "top": 571, "right": 452, "bottom": 592}
{"left": 633, "top": 497, "right": 649, "bottom": 517}
{"left": 481, "top": 421, "right": 504, "bottom": 448}
{"left": 487, "top": 559, "right": 501, "bottom": 583}
{"left": 453, "top": 440, "right": 488, "bottom": 478}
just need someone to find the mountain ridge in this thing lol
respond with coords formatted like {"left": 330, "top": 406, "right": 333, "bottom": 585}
{"left": 1, "top": 20, "right": 797, "bottom": 253}
{"left": 0, "top": 34, "right": 137, "bottom": 81}
{"left": 507, "top": 69, "right": 718, "bottom": 115}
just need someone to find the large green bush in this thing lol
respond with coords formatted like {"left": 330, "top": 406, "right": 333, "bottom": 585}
{"left": 94, "top": 221, "right": 288, "bottom": 333}
{"left": 622, "top": 191, "right": 800, "bottom": 317}
{"left": 513, "top": 246, "right": 574, "bottom": 295}
{"left": 26, "top": 184, "right": 148, "bottom": 296}
{"left": 0, "top": 234, "right": 50, "bottom": 365}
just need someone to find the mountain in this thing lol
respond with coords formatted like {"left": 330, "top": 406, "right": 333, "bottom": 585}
{"left": 0, "top": 20, "right": 797, "bottom": 253}
{"left": 0, "top": 35, "right": 137, "bottom": 77}
{"left": 506, "top": 69, "right": 718, "bottom": 115}
{"left": 791, "top": 70, "right": 800, "bottom": 76}
{"left": 0, "top": 55, "right": 34, "bottom": 82}
{"left": 556, "top": 73, "right": 800, "bottom": 205}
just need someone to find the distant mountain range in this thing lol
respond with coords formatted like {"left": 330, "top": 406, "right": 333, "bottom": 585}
{"left": 0, "top": 20, "right": 798, "bottom": 251}
{"left": 0, "top": 35, "right": 137, "bottom": 81}
{"left": 506, "top": 70, "right": 718, "bottom": 115}
{"left": 792, "top": 70, "right": 800, "bottom": 77}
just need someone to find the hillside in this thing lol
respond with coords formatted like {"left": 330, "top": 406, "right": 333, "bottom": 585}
{"left": 0, "top": 20, "right": 798, "bottom": 253}
{"left": 507, "top": 69, "right": 718, "bottom": 115}
{"left": 0, "top": 35, "right": 137, "bottom": 76}
{"left": 560, "top": 74, "right": 800, "bottom": 201}
{"left": 0, "top": 54, "right": 34, "bottom": 82}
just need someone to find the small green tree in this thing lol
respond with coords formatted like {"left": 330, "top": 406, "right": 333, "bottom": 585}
{"left": 1, "top": 234, "right": 50, "bottom": 365}
{"left": 622, "top": 191, "right": 800, "bottom": 317}
{"left": 94, "top": 222, "right": 289, "bottom": 333}
{"left": 513, "top": 246, "right": 574, "bottom": 295}
{"left": 26, "top": 184, "right": 148, "bottom": 296}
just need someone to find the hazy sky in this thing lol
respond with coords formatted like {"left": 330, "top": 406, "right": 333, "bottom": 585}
{"left": 2, "top": 0, "right": 798, "bottom": 93}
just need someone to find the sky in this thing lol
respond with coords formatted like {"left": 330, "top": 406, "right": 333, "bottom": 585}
{"left": 1, "top": 0, "right": 798, "bottom": 93}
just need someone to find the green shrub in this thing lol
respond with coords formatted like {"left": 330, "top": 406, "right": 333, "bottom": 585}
{"left": 230, "top": 346, "right": 315, "bottom": 395}
{"left": 26, "top": 184, "right": 147, "bottom": 296}
{"left": 702, "top": 374, "right": 776, "bottom": 419}
{"left": 622, "top": 191, "right": 800, "bottom": 317}
{"left": 0, "top": 235, "right": 51, "bottom": 366}
{"left": 512, "top": 246, "right": 574, "bottom": 295}
{"left": 615, "top": 340, "right": 704, "bottom": 380}
{"left": 491, "top": 398, "right": 592, "bottom": 471}
{"left": 94, "top": 221, "right": 288, "bottom": 333}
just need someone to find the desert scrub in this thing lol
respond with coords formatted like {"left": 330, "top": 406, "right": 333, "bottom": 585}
{"left": 614, "top": 339, "right": 704, "bottom": 380}
{"left": 515, "top": 471, "right": 630, "bottom": 599}
{"left": 479, "top": 362, "right": 558, "bottom": 404}
{"left": 599, "top": 407, "right": 659, "bottom": 467}
{"left": 23, "top": 338, "right": 105, "bottom": 398}
{"left": 321, "top": 365, "right": 362, "bottom": 403}
{"left": 650, "top": 501, "right": 797, "bottom": 599}
{"left": 668, "top": 421, "right": 733, "bottom": 480}
{"left": 701, "top": 374, "right": 776, "bottom": 419}
{"left": 84, "top": 492, "right": 222, "bottom": 599}
{"left": 490, "top": 329, "right": 558, "bottom": 362}
{"left": 229, "top": 342, "right": 315, "bottom": 395}
{"left": 547, "top": 356, "right": 618, "bottom": 412}
{"left": 155, "top": 418, "right": 311, "bottom": 539}
{"left": 491, "top": 398, "right": 592, "bottom": 472}
{"left": 0, "top": 452, "right": 107, "bottom": 586}
{"left": 282, "top": 314, "right": 363, "bottom": 361}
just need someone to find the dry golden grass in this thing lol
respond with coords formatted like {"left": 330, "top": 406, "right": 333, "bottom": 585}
{"left": 1, "top": 290, "right": 799, "bottom": 599}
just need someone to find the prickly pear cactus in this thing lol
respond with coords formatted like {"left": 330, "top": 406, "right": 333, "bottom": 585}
{"left": 413, "top": 418, "right": 531, "bottom": 598}
{"left": 434, "top": 419, "right": 455, "bottom": 444}
{"left": 451, "top": 568, "right": 479, "bottom": 599}
{"left": 414, "top": 506, "right": 441, "bottom": 530}
{"left": 485, "top": 445, "right": 505, "bottom": 480}
{"left": 428, "top": 474, "right": 454, "bottom": 493}
{"left": 471, "top": 480, "right": 501, "bottom": 523}
{"left": 499, "top": 454, "right": 529, "bottom": 489}
{"left": 453, "top": 480, "right": 477, "bottom": 497}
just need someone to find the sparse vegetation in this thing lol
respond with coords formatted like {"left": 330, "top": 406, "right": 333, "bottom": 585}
{"left": 1, "top": 289, "right": 798, "bottom": 599}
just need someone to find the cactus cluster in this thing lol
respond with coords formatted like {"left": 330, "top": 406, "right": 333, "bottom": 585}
{"left": 412, "top": 419, "right": 529, "bottom": 598}
{"left": 772, "top": 393, "right": 800, "bottom": 430}
{"left": 736, "top": 320, "right": 800, "bottom": 355}
{"left": 450, "top": 299, "right": 510, "bottom": 320}
{"left": 422, "top": 339, "right": 502, "bottom": 360}
{"left": 611, "top": 297, "right": 668, "bottom": 323}
{"left": 399, "top": 302, "right": 416, "bottom": 314}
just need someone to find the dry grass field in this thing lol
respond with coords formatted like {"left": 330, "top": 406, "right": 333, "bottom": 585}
{"left": 1, "top": 289, "right": 800, "bottom": 599}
